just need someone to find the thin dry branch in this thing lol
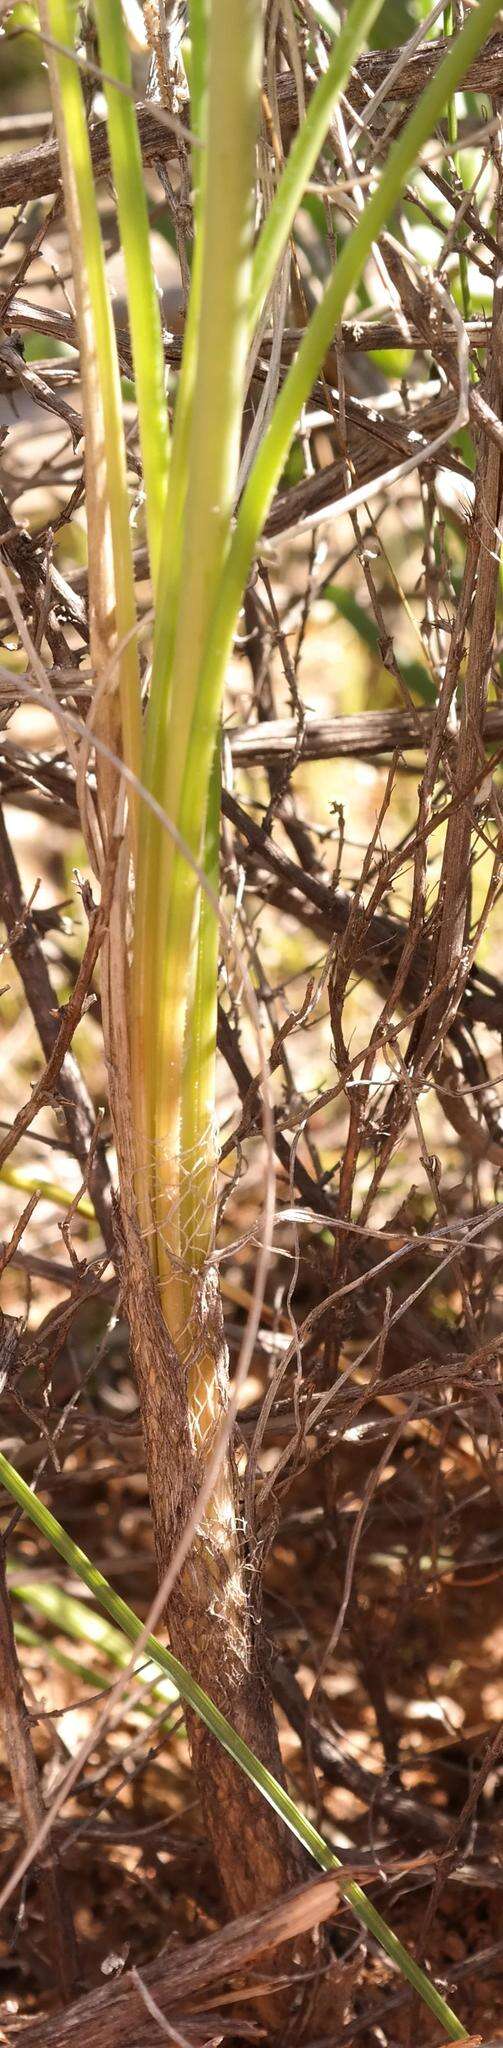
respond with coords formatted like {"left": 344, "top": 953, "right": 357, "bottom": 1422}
{"left": 0, "top": 840, "right": 119, "bottom": 1184}
{"left": 0, "top": 1551, "right": 77, "bottom": 2001}
{"left": 222, "top": 790, "right": 503, "bottom": 1041}
{"left": 16, "top": 1869, "right": 345, "bottom": 2048}
{"left": 229, "top": 704, "right": 503, "bottom": 764}
{"left": 1, "top": 33, "right": 502, "bottom": 206}
{"left": 0, "top": 806, "right": 114, "bottom": 1246}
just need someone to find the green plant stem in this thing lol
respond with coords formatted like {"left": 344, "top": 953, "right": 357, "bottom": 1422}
{"left": 0, "top": 1450, "right": 467, "bottom": 2038}
{"left": 91, "top": 0, "right": 173, "bottom": 1251}
{"left": 93, "top": 0, "right": 169, "bottom": 589}
{"left": 136, "top": 0, "right": 386, "bottom": 1257}
{"left": 173, "top": 0, "right": 500, "bottom": 911}
{"left": 171, "top": 0, "right": 387, "bottom": 1266}
{"left": 133, "top": 0, "right": 263, "bottom": 1407}
{"left": 40, "top": 0, "right": 142, "bottom": 833}
{"left": 155, "top": 1, "right": 261, "bottom": 1214}
{"left": 130, "top": 0, "right": 208, "bottom": 1243}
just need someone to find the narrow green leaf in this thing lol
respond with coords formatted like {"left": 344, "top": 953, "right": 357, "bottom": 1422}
{"left": 40, "top": 0, "right": 142, "bottom": 802}
{"left": 93, "top": 0, "right": 170, "bottom": 588}
{"left": 250, "top": 0, "right": 385, "bottom": 332}
{"left": 0, "top": 1450, "right": 467, "bottom": 2037}
{"left": 10, "top": 1576, "right": 178, "bottom": 1714}
{"left": 0, "top": 1161, "right": 95, "bottom": 1220}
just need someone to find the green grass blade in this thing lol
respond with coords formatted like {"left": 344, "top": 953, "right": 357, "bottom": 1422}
{"left": 0, "top": 1162, "right": 95, "bottom": 1220}
{"left": 41, "top": 0, "right": 142, "bottom": 807}
{"left": 9, "top": 1576, "right": 177, "bottom": 1701}
{"left": 93, "top": 0, "right": 170, "bottom": 589}
{"left": 13, "top": 1576, "right": 132, "bottom": 1664}
{"left": 14, "top": 1616, "right": 107, "bottom": 1693}
{"left": 10, "top": 1577, "right": 178, "bottom": 1715}
{"left": 0, "top": 1450, "right": 467, "bottom": 2037}
{"left": 249, "top": 0, "right": 385, "bottom": 332}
